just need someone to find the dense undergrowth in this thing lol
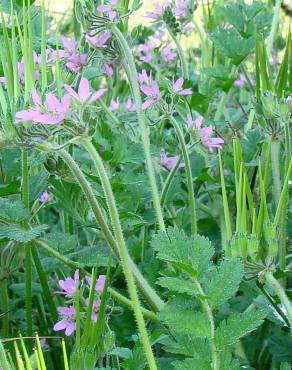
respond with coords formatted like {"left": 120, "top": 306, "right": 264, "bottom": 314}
{"left": 0, "top": 0, "right": 291, "bottom": 369}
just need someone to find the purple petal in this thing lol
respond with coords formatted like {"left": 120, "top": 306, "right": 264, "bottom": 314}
{"left": 32, "top": 89, "right": 42, "bottom": 106}
{"left": 78, "top": 77, "right": 90, "bottom": 102}
{"left": 15, "top": 109, "right": 39, "bottom": 122}
{"left": 45, "top": 93, "right": 61, "bottom": 112}
{"left": 140, "top": 84, "right": 153, "bottom": 96}
{"left": 96, "top": 275, "right": 106, "bottom": 292}
{"left": 64, "top": 84, "right": 79, "bottom": 101}
{"left": 173, "top": 77, "right": 184, "bottom": 91}
{"left": 97, "top": 4, "right": 111, "bottom": 12}
{"left": 89, "top": 88, "right": 107, "bottom": 103}
{"left": 142, "top": 98, "right": 155, "bottom": 110}
{"left": 53, "top": 319, "right": 68, "bottom": 332}
{"left": 180, "top": 88, "right": 192, "bottom": 95}
{"left": 60, "top": 94, "right": 71, "bottom": 113}
{"left": 65, "top": 322, "right": 76, "bottom": 336}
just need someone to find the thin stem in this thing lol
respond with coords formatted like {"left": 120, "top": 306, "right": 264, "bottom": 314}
{"left": 56, "top": 147, "right": 164, "bottom": 312}
{"left": 0, "top": 273, "right": 9, "bottom": 337}
{"left": 160, "top": 154, "right": 183, "bottom": 207}
{"left": 274, "top": 157, "right": 292, "bottom": 226}
{"left": 166, "top": 25, "right": 189, "bottom": 79}
{"left": 34, "top": 239, "right": 158, "bottom": 322}
{"left": 168, "top": 116, "right": 197, "bottom": 234}
{"left": 266, "top": 0, "right": 282, "bottom": 57}
{"left": 264, "top": 270, "right": 292, "bottom": 333}
{"left": 271, "top": 139, "right": 281, "bottom": 206}
{"left": 80, "top": 138, "right": 157, "bottom": 370}
{"left": 112, "top": 25, "right": 165, "bottom": 231}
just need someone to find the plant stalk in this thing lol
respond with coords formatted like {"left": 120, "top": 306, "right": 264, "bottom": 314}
{"left": 270, "top": 139, "right": 281, "bottom": 206}
{"left": 166, "top": 25, "right": 189, "bottom": 79}
{"left": 266, "top": 0, "right": 282, "bottom": 57}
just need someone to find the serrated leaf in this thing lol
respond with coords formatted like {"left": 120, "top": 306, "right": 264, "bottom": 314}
{"left": 204, "top": 259, "right": 244, "bottom": 309}
{"left": 159, "top": 334, "right": 211, "bottom": 358}
{"left": 157, "top": 276, "right": 198, "bottom": 296}
{"left": 151, "top": 227, "right": 214, "bottom": 278}
{"left": 44, "top": 232, "right": 77, "bottom": 253}
{"left": 215, "top": 309, "right": 266, "bottom": 349}
{"left": 0, "top": 224, "right": 47, "bottom": 242}
{"left": 0, "top": 198, "right": 29, "bottom": 223}
{"left": 172, "top": 358, "right": 211, "bottom": 370}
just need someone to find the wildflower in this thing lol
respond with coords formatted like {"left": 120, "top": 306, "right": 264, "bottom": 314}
{"left": 152, "top": 30, "right": 165, "bottom": 41}
{"left": 174, "top": 0, "right": 190, "bottom": 17}
{"left": 58, "top": 270, "right": 79, "bottom": 297}
{"left": 53, "top": 306, "right": 76, "bottom": 336}
{"left": 125, "top": 97, "right": 136, "bottom": 112}
{"left": 38, "top": 191, "right": 49, "bottom": 203}
{"left": 200, "top": 126, "right": 224, "bottom": 152}
{"left": 86, "top": 31, "right": 111, "bottom": 48}
{"left": 85, "top": 275, "right": 106, "bottom": 293}
{"left": 162, "top": 44, "right": 176, "bottom": 61}
{"left": 172, "top": 77, "right": 192, "bottom": 95}
{"left": 109, "top": 98, "right": 120, "bottom": 111}
{"left": 138, "top": 70, "right": 150, "bottom": 84}
{"left": 16, "top": 89, "right": 71, "bottom": 125}
{"left": 59, "top": 37, "right": 77, "bottom": 58}
{"left": 64, "top": 77, "right": 107, "bottom": 104}
{"left": 103, "top": 60, "right": 116, "bottom": 77}
{"left": 140, "top": 79, "right": 161, "bottom": 110}
{"left": 97, "top": 0, "right": 118, "bottom": 20}
{"left": 137, "top": 41, "right": 156, "bottom": 63}
{"left": 186, "top": 114, "right": 203, "bottom": 128}
{"left": 66, "top": 53, "right": 87, "bottom": 73}
{"left": 160, "top": 151, "right": 185, "bottom": 170}
{"left": 85, "top": 299, "right": 101, "bottom": 322}
{"left": 60, "top": 37, "right": 87, "bottom": 73}
{"left": 269, "top": 54, "right": 278, "bottom": 66}
{"left": 234, "top": 73, "right": 246, "bottom": 87}
{"left": 145, "top": 3, "right": 164, "bottom": 19}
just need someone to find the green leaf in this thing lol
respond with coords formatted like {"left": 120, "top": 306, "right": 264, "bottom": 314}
{"left": 159, "top": 334, "right": 211, "bottom": 358}
{"left": 0, "top": 198, "right": 29, "bottom": 223}
{"left": 157, "top": 276, "right": 198, "bottom": 296}
{"left": 151, "top": 227, "right": 214, "bottom": 278}
{"left": 172, "top": 358, "right": 211, "bottom": 370}
{"left": 0, "top": 224, "right": 47, "bottom": 242}
{"left": 210, "top": 28, "right": 254, "bottom": 65}
{"left": 280, "top": 363, "right": 291, "bottom": 370}
{"left": 215, "top": 308, "right": 266, "bottom": 349}
{"left": 204, "top": 259, "right": 244, "bottom": 309}
{"left": 44, "top": 232, "right": 77, "bottom": 253}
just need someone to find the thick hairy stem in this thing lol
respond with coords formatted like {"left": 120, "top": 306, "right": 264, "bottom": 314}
{"left": 271, "top": 139, "right": 281, "bottom": 206}
{"left": 112, "top": 26, "right": 165, "bottom": 231}
{"left": 166, "top": 25, "right": 189, "bottom": 79}
{"left": 169, "top": 116, "right": 197, "bottom": 234}
{"left": 57, "top": 148, "right": 164, "bottom": 312}
{"left": 80, "top": 138, "right": 157, "bottom": 370}
{"left": 264, "top": 270, "right": 292, "bottom": 334}
{"left": 193, "top": 279, "right": 220, "bottom": 370}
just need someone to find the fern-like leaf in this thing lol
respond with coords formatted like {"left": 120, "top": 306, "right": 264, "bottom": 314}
{"left": 0, "top": 224, "right": 47, "bottom": 243}
{"left": 0, "top": 198, "right": 29, "bottom": 223}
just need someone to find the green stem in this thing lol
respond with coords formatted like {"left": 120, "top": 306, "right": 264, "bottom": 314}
{"left": 168, "top": 116, "right": 197, "bottom": 234}
{"left": 266, "top": 0, "right": 282, "bottom": 57}
{"left": 21, "top": 150, "right": 32, "bottom": 341}
{"left": 271, "top": 139, "right": 281, "bottom": 206}
{"left": 160, "top": 154, "right": 183, "bottom": 207}
{"left": 274, "top": 157, "right": 292, "bottom": 226}
{"left": 0, "top": 340, "right": 11, "bottom": 370}
{"left": 264, "top": 270, "right": 292, "bottom": 333}
{"left": 98, "top": 99, "right": 122, "bottom": 127}
{"left": 166, "top": 25, "right": 189, "bottom": 79}
{"left": 80, "top": 138, "right": 157, "bottom": 370}
{"left": 0, "top": 272, "right": 9, "bottom": 337}
{"left": 112, "top": 25, "right": 165, "bottom": 231}
{"left": 193, "top": 279, "right": 219, "bottom": 370}
{"left": 56, "top": 147, "right": 164, "bottom": 312}
{"left": 34, "top": 239, "right": 158, "bottom": 322}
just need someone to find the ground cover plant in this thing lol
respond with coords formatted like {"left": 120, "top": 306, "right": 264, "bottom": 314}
{"left": 0, "top": 0, "right": 291, "bottom": 369}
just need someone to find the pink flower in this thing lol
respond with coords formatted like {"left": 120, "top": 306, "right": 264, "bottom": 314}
{"left": 234, "top": 73, "right": 246, "bottom": 87}
{"left": 174, "top": 0, "right": 189, "bottom": 17}
{"left": 162, "top": 44, "right": 176, "bottom": 61}
{"left": 172, "top": 77, "right": 192, "bottom": 95}
{"left": 85, "top": 299, "right": 101, "bottom": 322}
{"left": 145, "top": 2, "right": 164, "bottom": 19}
{"left": 125, "top": 97, "right": 136, "bottom": 112}
{"left": 153, "top": 30, "right": 165, "bottom": 41}
{"left": 140, "top": 80, "right": 161, "bottom": 110}
{"left": 38, "top": 191, "right": 49, "bottom": 203}
{"left": 109, "top": 98, "right": 120, "bottom": 111}
{"left": 64, "top": 77, "right": 107, "bottom": 104}
{"left": 65, "top": 53, "right": 87, "bottom": 73}
{"left": 86, "top": 31, "right": 111, "bottom": 48}
{"left": 160, "top": 151, "right": 185, "bottom": 170}
{"left": 97, "top": 0, "right": 117, "bottom": 20}
{"left": 138, "top": 70, "right": 150, "bottom": 84}
{"left": 53, "top": 306, "right": 76, "bottom": 336}
{"left": 58, "top": 270, "right": 79, "bottom": 297}
{"left": 85, "top": 275, "right": 106, "bottom": 293}
{"left": 137, "top": 41, "right": 156, "bottom": 63}
{"left": 186, "top": 114, "right": 203, "bottom": 128}
{"left": 16, "top": 89, "right": 71, "bottom": 125}
{"left": 60, "top": 37, "right": 77, "bottom": 58}
{"left": 200, "top": 126, "right": 224, "bottom": 152}
{"left": 103, "top": 60, "right": 116, "bottom": 77}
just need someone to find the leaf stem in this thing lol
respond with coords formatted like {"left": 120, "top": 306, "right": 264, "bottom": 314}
{"left": 111, "top": 25, "right": 165, "bottom": 231}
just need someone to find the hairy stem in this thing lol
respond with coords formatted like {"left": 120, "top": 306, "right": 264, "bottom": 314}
{"left": 166, "top": 25, "right": 189, "bottom": 79}
{"left": 271, "top": 139, "right": 281, "bottom": 206}
{"left": 80, "top": 138, "right": 157, "bottom": 370}
{"left": 168, "top": 116, "right": 197, "bottom": 234}
{"left": 160, "top": 154, "right": 183, "bottom": 207}
{"left": 112, "top": 25, "right": 165, "bottom": 231}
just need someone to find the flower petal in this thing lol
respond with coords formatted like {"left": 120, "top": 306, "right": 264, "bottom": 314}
{"left": 53, "top": 319, "right": 68, "bottom": 331}
{"left": 78, "top": 77, "right": 90, "bottom": 102}
{"left": 65, "top": 322, "right": 76, "bottom": 336}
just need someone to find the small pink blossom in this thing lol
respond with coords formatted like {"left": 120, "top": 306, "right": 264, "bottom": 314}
{"left": 66, "top": 54, "right": 87, "bottom": 73}
{"left": 53, "top": 306, "right": 76, "bottom": 336}
{"left": 86, "top": 31, "right": 111, "bottom": 48}
{"left": 172, "top": 77, "right": 192, "bottom": 95}
{"left": 145, "top": 2, "right": 164, "bottom": 19}
{"left": 38, "top": 191, "right": 49, "bottom": 203}
{"left": 140, "top": 79, "right": 161, "bottom": 110}
{"left": 138, "top": 70, "right": 150, "bottom": 84}
{"left": 162, "top": 44, "right": 176, "bottom": 61}
{"left": 97, "top": 0, "right": 117, "bottom": 20}
{"left": 137, "top": 41, "right": 156, "bottom": 63}
{"left": 200, "top": 126, "right": 224, "bottom": 152}
{"left": 64, "top": 77, "right": 107, "bottom": 104}
{"left": 234, "top": 73, "right": 246, "bottom": 87}
{"left": 58, "top": 270, "right": 79, "bottom": 297}
{"left": 109, "top": 98, "right": 120, "bottom": 111}
{"left": 174, "top": 0, "right": 190, "bottom": 17}
{"left": 85, "top": 275, "right": 106, "bottom": 293}
{"left": 186, "top": 114, "right": 203, "bottom": 128}
{"left": 103, "top": 60, "right": 116, "bottom": 77}
{"left": 160, "top": 151, "right": 185, "bottom": 170}
{"left": 125, "top": 97, "right": 136, "bottom": 112}
{"left": 85, "top": 298, "right": 101, "bottom": 322}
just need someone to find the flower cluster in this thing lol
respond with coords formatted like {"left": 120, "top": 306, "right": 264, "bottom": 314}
{"left": 60, "top": 37, "right": 87, "bottom": 73}
{"left": 160, "top": 151, "right": 185, "bottom": 170}
{"left": 53, "top": 270, "right": 106, "bottom": 336}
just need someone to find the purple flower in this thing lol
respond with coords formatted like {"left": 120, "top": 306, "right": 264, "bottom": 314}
{"left": 85, "top": 298, "right": 101, "bottom": 322}
{"left": 125, "top": 97, "right": 136, "bottom": 112}
{"left": 162, "top": 44, "right": 176, "bottom": 61}
{"left": 64, "top": 77, "right": 107, "bottom": 104}
{"left": 234, "top": 73, "right": 246, "bottom": 87}
{"left": 16, "top": 89, "right": 71, "bottom": 125}
{"left": 58, "top": 270, "right": 79, "bottom": 297}
{"left": 137, "top": 41, "right": 156, "bottom": 63}
{"left": 138, "top": 70, "right": 150, "bottom": 84}
{"left": 97, "top": 0, "right": 118, "bottom": 20}
{"left": 160, "top": 151, "right": 185, "bottom": 170}
{"left": 200, "top": 126, "right": 224, "bottom": 152}
{"left": 153, "top": 30, "right": 165, "bottom": 41}
{"left": 86, "top": 31, "right": 111, "bottom": 48}
{"left": 66, "top": 54, "right": 87, "bottom": 73}
{"left": 109, "top": 98, "right": 120, "bottom": 111}
{"left": 140, "top": 80, "right": 161, "bottom": 110}
{"left": 85, "top": 275, "right": 106, "bottom": 293}
{"left": 186, "top": 114, "right": 203, "bottom": 128}
{"left": 174, "top": 0, "right": 190, "bottom": 17}
{"left": 60, "top": 37, "right": 77, "bottom": 58}
{"left": 103, "top": 60, "right": 116, "bottom": 77}
{"left": 172, "top": 77, "right": 192, "bottom": 95}
{"left": 145, "top": 2, "right": 164, "bottom": 19}
{"left": 53, "top": 306, "right": 76, "bottom": 336}
{"left": 38, "top": 191, "right": 49, "bottom": 203}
